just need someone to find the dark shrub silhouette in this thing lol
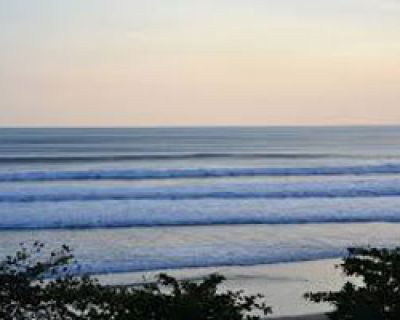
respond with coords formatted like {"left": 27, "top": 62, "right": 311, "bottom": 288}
{"left": 0, "top": 242, "right": 271, "bottom": 319}
{"left": 0, "top": 241, "right": 110, "bottom": 319}
{"left": 113, "top": 273, "right": 271, "bottom": 320}
{"left": 306, "top": 247, "right": 400, "bottom": 320}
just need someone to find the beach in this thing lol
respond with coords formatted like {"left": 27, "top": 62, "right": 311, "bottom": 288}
{"left": 98, "top": 258, "right": 342, "bottom": 317}
{"left": 2, "top": 127, "right": 400, "bottom": 316}
{"left": 3, "top": 0, "right": 400, "bottom": 316}
{"left": 276, "top": 314, "right": 327, "bottom": 320}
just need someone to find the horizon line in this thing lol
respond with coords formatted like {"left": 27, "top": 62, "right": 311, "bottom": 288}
{"left": 1, "top": 123, "right": 400, "bottom": 130}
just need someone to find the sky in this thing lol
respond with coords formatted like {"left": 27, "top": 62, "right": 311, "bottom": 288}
{"left": 1, "top": 0, "right": 400, "bottom": 127}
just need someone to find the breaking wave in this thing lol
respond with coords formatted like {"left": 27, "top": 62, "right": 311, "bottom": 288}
{"left": 2, "top": 196, "right": 400, "bottom": 229}
{"left": 3, "top": 179, "right": 400, "bottom": 203}
{"left": 2, "top": 163, "right": 400, "bottom": 182}
{"left": 0, "top": 152, "right": 348, "bottom": 163}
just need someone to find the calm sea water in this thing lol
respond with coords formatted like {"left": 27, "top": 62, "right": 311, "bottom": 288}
{"left": 1, "top": 126, "right": 400, "bottom": 275}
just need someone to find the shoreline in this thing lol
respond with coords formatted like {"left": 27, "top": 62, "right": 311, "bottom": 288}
{"left": 275, "top": 314, "right": 327, "bottom": 320}
{"left": 98, "top": 258, "right": 343, "bottom": 317}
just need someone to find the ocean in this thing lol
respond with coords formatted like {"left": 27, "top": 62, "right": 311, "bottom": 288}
{"left": 1, "top": 126, "right": 400, "bottom": 276}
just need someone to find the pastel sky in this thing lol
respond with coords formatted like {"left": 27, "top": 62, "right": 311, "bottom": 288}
{"left": 1, "top": 0, "right": 400, "bottom": 127}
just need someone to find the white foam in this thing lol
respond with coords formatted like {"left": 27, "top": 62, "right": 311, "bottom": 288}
{"left": 1, "top": 223, "right": 399, "bottom": 274}
{"left": 3, "top": 178, "right": 400, "bottom": 203}
{"left": 2, "top": 197, "right": 400, "bottom": 229}
{"left": 1, "top": 163, "right": 400, "bottom": 182}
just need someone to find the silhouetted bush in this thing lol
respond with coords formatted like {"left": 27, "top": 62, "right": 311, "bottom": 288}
{"left": 0, "top": 241, "right": 110, "bottom": 319}
{"left": 306, "top": 247, "right": 400, "bottom": 320}
{"left": 113, "top": 273, "right": 271, "bottom": 320}
{"left": 0, "top": 242, "right": 271, "bottom": 319}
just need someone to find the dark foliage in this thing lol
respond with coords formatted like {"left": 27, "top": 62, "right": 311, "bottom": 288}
{"left": 0, "top": 241, "right": 110, "bottom": 319}
{"left": 305, "top": 247, "right": 400, "bottom": 320}
{"left": 112, "top": 273, "right": 271, "bottom": 320}
{"left": 0, "top": 242, "right": 271, "bottom": 320}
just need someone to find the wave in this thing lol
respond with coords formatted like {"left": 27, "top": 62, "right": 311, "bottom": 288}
{"left": 3, "top": 179, "right": 400, "bottom": 203}
{"left": 4, "top": 217, "right": 400, "bottom": 230}
{"left": 78, "top": 249, "right": 343, "bottom": 274}
{"left": 2, "top": 197, "right": 400, "bottom": 229}
{"left": 2, "top": 163, "right": 400, "bottom": 182}
{"left": 0, "top": 152, "right": 343, "bottom": 163}
{"left": 5, "top": 223, "right": 400, "bottom": 274}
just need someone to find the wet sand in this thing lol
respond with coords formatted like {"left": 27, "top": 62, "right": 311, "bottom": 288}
{"left": 99, "top": 258, "right": 343, "bottom": 317}
{"left": 275, "top": 314, "right": 327, "bottom": 320}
